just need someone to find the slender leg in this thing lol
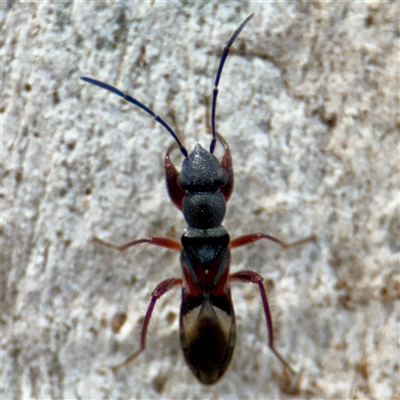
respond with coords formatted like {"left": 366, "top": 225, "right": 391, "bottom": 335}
{"left": 216, "top": 133, "right": 234, "bottom": 203}
{"left": 230, "top": 270, "right": 295, "bottom": 376}
{"left": 94, "top": 236, "right": 181, "bottom": 251}
{"left": 231, "top": 233, "right": 316, "bottom": 249}
{"left": 111, "top": 277, "right": 182, "bottom": 371}
{"left": 204, "top": 95, "right": 234, "bottom": 203}
{"left": 165, "top": 142, "right": 185, "bottom": 211}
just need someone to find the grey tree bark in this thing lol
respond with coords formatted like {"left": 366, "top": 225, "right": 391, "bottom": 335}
{"left": 2, "top": 2, "right": 399, "bottom": 399}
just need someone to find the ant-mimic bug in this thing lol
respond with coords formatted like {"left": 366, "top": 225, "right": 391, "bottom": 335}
{"left": 81, "top": 13, "right": 315, "bottom": 385}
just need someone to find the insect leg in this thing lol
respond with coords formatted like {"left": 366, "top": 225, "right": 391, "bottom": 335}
{"left": 165, "top": 142, "right": 185, "bottom": 211}
{"left": 231, "top": 233, "right": 316, "bottom": 249}
{"left": 230, "top": 270, "right": 295, "bottom": 376}
{"left": 94, "top": 236, "right": 181, "bottom": 251}
{"left": 111, "top": 277, "right": 183, "bottom": 371}
{"left": 216, "top": 133, "right": 234, "bottom": 202}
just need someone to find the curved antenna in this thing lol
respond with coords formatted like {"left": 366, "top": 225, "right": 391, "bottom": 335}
{"left": 80, "top": 76, "right": 188, "bottom": 158}
{"left": 210, "top": 13, "right": 254, "bottom": 154}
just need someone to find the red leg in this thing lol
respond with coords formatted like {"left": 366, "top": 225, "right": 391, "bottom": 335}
{"left": 230, "top": 270, "right": 295, "bottom": 376}
{"left": 111, "top": 277, "right": 182, "bottom": 371}
{"left": 216, "top": 133, "right": 234, "bottom": 203}
{"left": 94, "top": 236, "right": 181, "bottom": 251}
{"left": 231, "top": 233, "right": 316, "bottom": 249}
{"left": 165, "top": 142, "right": 185, "bottom": 211}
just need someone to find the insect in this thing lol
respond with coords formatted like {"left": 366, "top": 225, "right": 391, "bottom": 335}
{"left": 81, "top": 14, "right": 314, "bottom": 385}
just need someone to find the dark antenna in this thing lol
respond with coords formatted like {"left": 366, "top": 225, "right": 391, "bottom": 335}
{"left": 210, "top": 13, "right": 254, "bottom": 154}
{"left": 80, "top": 77, "right": 188, "bottom": 158}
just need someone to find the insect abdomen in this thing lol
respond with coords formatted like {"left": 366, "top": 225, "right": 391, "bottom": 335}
{"left": 180, "top": 296, "right": 235, "bottom": 385}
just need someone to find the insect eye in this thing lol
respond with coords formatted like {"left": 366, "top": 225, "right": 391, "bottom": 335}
{"left": 177, "top": 172, "right": 189, "bottom": 189}
{"left": 215, "top": 168, "right": 228, "bottom": 186}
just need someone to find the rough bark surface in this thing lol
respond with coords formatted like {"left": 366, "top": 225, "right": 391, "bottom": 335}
{"left": 2, "top": 3, "right": 399, "bottom": 399}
